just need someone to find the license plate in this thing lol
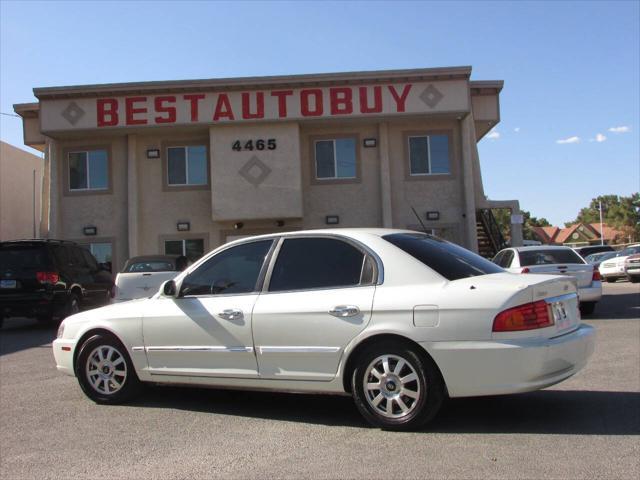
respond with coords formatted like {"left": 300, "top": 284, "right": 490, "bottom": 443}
{"left": 551, "top": 301, "right": 573, "bottom": 331}
{"left": 0, "top": 279, "right": 17, "bottom": 289}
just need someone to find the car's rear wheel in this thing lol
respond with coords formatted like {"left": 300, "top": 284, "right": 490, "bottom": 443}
{"left": 76, "top": 333, "right": 142, "bottom": 404}
{"left": 629, "top": 277, "right": 640, "bottom": 283}
{"left": 605, "top": 277, "right": 616, "bottom": 283}
{"left": 580, "top": 302, "right": 596, "bottom": 315}
{"left": 351, "top": 341, "right": 445, "bottom": 431}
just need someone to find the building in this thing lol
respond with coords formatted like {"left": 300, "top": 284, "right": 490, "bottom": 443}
{"left": 533, "top": 223, "right": 630, "bottom": 247}
{"left": 0, "top": 141, "right": 44, "bottom": 241}
{"left": 13, "top": 66, "right": 522, "bottom": 270}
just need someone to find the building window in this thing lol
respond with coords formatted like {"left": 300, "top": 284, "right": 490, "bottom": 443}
{"left": 69, "top": 150, "right": 108, "bottom": 190}
{"left": 80, "top": 242, "right": 113, "bottom": 270}
{"left": 314, "top": 138, "right": 356, "bottom": 180}
{"left": 167, "top": 145, "right": 208, "bottom": 186}
{"left": 165, "top": 238, "right": 205, "bottom": 262}
{"left": 408, "top": 134, "right": 450, "bottom": 175}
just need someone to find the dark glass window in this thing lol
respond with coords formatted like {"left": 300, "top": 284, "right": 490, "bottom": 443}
{"left": 315, "top": 139, "right": 356, "bottom": 179}
{"left": 408, "top": 134, "right": 450, "bottom": 175}
{"left": 167, "top": 146, "right": 207, "bottom": 186}
{"left": 180, "top": 240, "right": 272, "bottom": 296}
{"left": 518, "top": 249, "right": 586, "bottom": 266}
{"left": 164, "top": 239, "right": 205, "bottom": 262}
{"left": 501, "top": 250, "right": 515, "bottom": 268}
{"left": 68, "top": 150, "right": 108, "bottom": 190}
{"left": 383, "top": 233, "right": 503, "bottom": 281}
{"left": 269, "top": 237, "right": 364, "bottom": 292}
{"left": 126, "top": 262, "right": 175, "bottom": 273}
{"left": 0, "top": 245, "right": 50, "bottom": 271}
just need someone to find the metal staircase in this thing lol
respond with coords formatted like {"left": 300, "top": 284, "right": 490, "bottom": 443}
{"left": 476, "top": 209, "right": 509, "bottom": 258}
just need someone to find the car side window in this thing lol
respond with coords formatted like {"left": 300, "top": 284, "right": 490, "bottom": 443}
{"left": 268, "top": 237, "right": 365, "bottom": 292}
{"left": 501, "top": 250, "right": 514, "bottom": 268}
{"left": 180, "top": 240, "right": 273, "bottom": 297}
{"left": 81, "top": 249, "right": 99, "bottom": 271}
{"left": 492, "top": 251, "right": 504, "bottom": 266}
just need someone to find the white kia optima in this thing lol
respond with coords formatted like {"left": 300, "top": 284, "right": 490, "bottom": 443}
{"left": 53, "top": 229, "right": 595, "bottom": 430}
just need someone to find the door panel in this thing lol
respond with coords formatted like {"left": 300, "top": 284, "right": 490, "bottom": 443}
{"left": 252, "top": 286, "right": 376, "bottom": 380}
{"left": 142, "top": 295, "right": 259, "bottom": 378}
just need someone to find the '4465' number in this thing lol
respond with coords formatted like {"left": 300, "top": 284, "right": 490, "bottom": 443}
{"left": 232, "top": 139, "right": 276, "bottom": 151}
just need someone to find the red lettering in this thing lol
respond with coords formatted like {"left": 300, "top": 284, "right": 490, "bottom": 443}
{"left": 125, "top": 97, "right": 147, "bottom": 125}
{"left": 270, "top": 90, "right": 293, "bottom": 117}
{"left": 300, "top": 89, "right": 323, "bottom": 117}
{"left": 183, "top": 94, "right": 205, "bottom": 122}
{"left": 154, "top": 96, "right": 176, "bottom": 124}
{"left": 213, "top": 94, "right": 235, "bottom": 121}
{"left": 388, "top": 84, "right": 412, "bottom": 112}
{"left": 241, "top": 92, "right": 264, "bottom": 120}
{"left": 97, "top": 98, "right": 118, "bottom": 127}
{"left": 330, "top": 87, "right": 353, "bottom": 115}
{"left": 359, "top": 86, "right": 383, "bottom": 114}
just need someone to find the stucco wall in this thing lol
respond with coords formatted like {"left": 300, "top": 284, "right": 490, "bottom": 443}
{"left": 0, "top": 141, "right": 44, "bottom": 241}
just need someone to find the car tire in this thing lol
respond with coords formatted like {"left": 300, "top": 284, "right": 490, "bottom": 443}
{"left": 580, "top": 302, "right": 596, "bottom": 315}
{"left": 76, "top": 333, "right": 142, "bottom": 404}
{"left": 605, "top": 277, "right": 616, "bottom": 283}
{"left": 64, "top": 293, "right": 81, "bottom": 319}
{"left": 351, "top": 341, "right": 445, "bottom": 431}
{"left": 629, "top": 277, "right": 640, "bottom": 283}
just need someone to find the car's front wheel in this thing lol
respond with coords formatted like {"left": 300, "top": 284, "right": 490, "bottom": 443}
{"left": 76, "top": 333, "right": 142, "bottom": 404}
{"left": 351, "top": 341, "right": 445, "bottom": 431}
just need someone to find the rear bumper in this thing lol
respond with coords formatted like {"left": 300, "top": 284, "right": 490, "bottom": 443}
{"left": 578, "top": 283, "right": 602, "bottom": 302}
{"left": 422, "top": 324, "right": 596, "bottom": 398}
{"left": 0, "top": 292, "right": 66, "bottom": 319}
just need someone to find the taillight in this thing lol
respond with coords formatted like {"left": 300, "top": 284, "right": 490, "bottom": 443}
{"left": 521, "top": 267, "right": 530, "bottom": 273}
{"left": 592, "top": 268, "right": 601, "bottom": 282}
{"left": 492, "top": 300, "right": 554, "bottom": 332}
{"left": 36, "top": 271, "right": 59, "bottom": 284}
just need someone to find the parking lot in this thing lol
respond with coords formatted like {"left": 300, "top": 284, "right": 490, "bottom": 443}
{"left": 1, "top": 282, "right": 638, "bottom": 479}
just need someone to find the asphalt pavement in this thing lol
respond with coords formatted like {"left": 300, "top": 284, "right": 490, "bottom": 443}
{"left": 1, "top": 281, "right": 638, "bottom": 479}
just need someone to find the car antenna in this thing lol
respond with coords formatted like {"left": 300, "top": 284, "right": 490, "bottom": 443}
{"left": 411, "top": 206, "right": 429, "bottom": 234}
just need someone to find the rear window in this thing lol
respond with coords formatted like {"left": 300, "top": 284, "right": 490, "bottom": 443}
{"left": 0, "top": 245, "right": 50, "bottom": 270}
{"left": 519, "top": 249, "right": 585, "bottom": 266}
{"left": 383, "top": 233, "right": 503, "bottom": 281}
{"left": 125, "top": 261, "right": 175, "bottom": 273}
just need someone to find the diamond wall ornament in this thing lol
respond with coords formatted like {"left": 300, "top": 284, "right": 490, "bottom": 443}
{"left": 61, "top": 102, "right": 86, "bottom": 125}
{"left": 419, "top": 85, "right": 444, "bottom": 108}
{"left": 238, "top": 156, "right": 271, "bottom": 186}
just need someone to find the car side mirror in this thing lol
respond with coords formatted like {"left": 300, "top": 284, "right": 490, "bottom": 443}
{"left": 162, "top": 279, "right": 177, "bottom": 297}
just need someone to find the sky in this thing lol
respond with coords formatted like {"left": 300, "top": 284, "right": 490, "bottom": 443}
{"left": 1, "top": 0, "right": 638, "bottom": 226}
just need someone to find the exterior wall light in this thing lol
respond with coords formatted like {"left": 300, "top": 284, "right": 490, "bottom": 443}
{"left": 177, "top": 222, "right": 190, "bottom": 232}
{"left": 426, "top": 211, "right": 440, "bottom": 221}
{"left": 83, "top": 226, "right": 97, "bottom": 236}
{"left": 146, "top": 149, "right": 160, "bottom": 159}
{"left": 234, "top": 222, "right": 244, "bottom": 230}
{"left": 363, "top": 138, "right": 377, "bottom": 148}
{"left": 325, "top": 215, "right": 340, "bottom": 225}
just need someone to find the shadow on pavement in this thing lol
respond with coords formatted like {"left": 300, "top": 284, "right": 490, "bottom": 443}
{"left": 127, "top": 386, "right": 640, "bottom": 435}
{"left": 587, "top": 291, "right": 640, "bottom": 320}
{"left": 0, "top": 317, "right": 57, "bottom": 357}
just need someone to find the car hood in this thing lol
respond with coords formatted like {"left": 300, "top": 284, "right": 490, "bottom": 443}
{"left": 63, "top": 297, "right": 149, "bottom": 326}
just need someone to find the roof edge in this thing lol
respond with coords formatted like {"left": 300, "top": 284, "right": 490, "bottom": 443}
{"left": 33, "top": 66, "right": 474, "bottom": 99}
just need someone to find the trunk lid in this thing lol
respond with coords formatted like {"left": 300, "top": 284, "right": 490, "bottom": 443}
{"left": 524, "top": 263, "right": 594, "bottom": 288}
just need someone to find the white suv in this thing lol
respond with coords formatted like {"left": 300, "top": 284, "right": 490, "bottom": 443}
{"left": 599, "top": 244, "right": 640, "bottom": 283}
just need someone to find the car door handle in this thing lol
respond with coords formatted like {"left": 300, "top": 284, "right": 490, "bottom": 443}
{"left": 218, "top": 309, "right": 243, "bottom": 321}
{"left": 329, "top": 305, "right": 360, "bottom": 317}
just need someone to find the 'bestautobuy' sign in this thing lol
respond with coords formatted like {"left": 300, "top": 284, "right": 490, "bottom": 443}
{"left": 40, "top": 80, "right": 469, "bottom": 132}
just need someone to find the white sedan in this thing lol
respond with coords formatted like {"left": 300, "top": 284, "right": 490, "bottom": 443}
{"left": 492, "top": 246, "right": 602, "bottom": 315}
{"left": 53, "top": 229, "right": 595, "bottom": 430}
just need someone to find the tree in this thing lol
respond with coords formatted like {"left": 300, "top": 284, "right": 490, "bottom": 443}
{"left": 491, "top": 209, "right": 551, "bottom": 242}
{"left": 566, "top": 193, "right": 640, "bottom": 242}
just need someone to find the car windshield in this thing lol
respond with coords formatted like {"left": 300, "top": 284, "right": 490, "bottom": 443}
{"left": 125, "top": 261, "right": 175, "bottom": 272}
{"left": 383, "top": 233, "right": 503, "bottom": 281}
{"left": 620, "top": 246, "right": 640, "bottom": 256}
{"left": 519, "top": 249, "right": 585, "bottom": 266}
{"left": 586, "top": 251, "right": 616, "bottom": 263}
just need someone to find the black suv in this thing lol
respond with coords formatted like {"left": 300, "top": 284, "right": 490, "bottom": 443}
{"left": 0, "top": 240, "right": 114, "bottom": 328}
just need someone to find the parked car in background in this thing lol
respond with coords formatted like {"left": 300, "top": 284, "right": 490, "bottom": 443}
{"left": 0, "top": 240, "right": 113, "bottom": 328}
{"left": 112, "top": 255, "right": 185, "bottom": 302}
{"left": 599, "top": 244, "right": 640, "bottom": 283}
{"left": 53, "top": 229, "right": 595, "bottom": 430}
{"left": 492, "top": 246, "right": 601, "bottom": 315}
{"left": 584, "top": 251, "right": 617, "bottom": 269}
{"left": 624, "top": 254, "right": 640, "bottom": 283}
{"left": 573, "top": 245, "right": 614, "bottom": 258}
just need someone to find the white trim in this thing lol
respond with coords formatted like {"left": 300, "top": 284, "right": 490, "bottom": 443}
{"left": 145, "top": 346, "right": 253, "bottom": 353}
{"left": 258, "top": 346, "right": 341, "bottom": 354}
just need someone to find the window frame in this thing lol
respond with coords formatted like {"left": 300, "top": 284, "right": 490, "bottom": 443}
{"left": 178, "top": 238, "right": 277, "bottom": 298}
{"left": 161, "top": 139, "right": 210, "bottom": 191}
{"left": 309, "top": 133, "right": 361, "bottom": 185}
{"left": 63, "top": 145, "right": 113, "bottom": 196}
{"left": 261, "top": 234, "right": 383, "bottom": 294}
{"left": 162, "top": 236, "right": 207, "bottom": 262}
{"left": 403, "top": 130, "right": 455, "bottom": 181}
{"left": 69, "top": 236, "right": 116, "bottom": 271}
